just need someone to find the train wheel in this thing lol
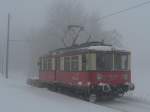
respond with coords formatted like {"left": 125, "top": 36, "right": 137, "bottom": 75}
{"left": 88, "top": 94, "right": 97, "bottom": 103}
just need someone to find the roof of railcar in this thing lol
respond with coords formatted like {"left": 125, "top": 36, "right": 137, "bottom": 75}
{"left": 49, "top": 42, "right": 129, "bottom": 55}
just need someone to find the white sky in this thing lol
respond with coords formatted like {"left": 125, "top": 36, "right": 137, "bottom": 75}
{"left": 0, "top": 0, "right": 150, "bottom": 73}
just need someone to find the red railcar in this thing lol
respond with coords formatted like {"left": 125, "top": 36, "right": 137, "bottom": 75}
{"left": 29, "top": 42, "right": 134, "bottom": 102}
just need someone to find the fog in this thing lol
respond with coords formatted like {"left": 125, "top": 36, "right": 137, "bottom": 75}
{"left": 0, "top": 0, "right": 150, "bottom": 77}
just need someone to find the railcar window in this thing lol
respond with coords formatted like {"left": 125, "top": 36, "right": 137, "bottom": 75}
{"left": 41, "top": 57, "right": 44, "bottom": 71}
{"left": 114, "top": 54, "right": 128, "bottom": 70}
{"left": 42, "top": 57, "right": 44, "bottom": 71}
{"left": 71, "top": 56, "right": 79, "bottom": 71}
{"left": 48, "top": 58, "right": 52, "bottom": 70}
{"left": 52, "top": 58, "right": 55, "bottom": 70}
{"left": 121, "top": 55, "right": 128, "bottom": 70}
{"left": 85, "top": 53, "right": 96, "bottom": 71}
{"left": 43, "top": 57, "right": 47, "bottom": 71}
{"left": 60, "top": 57, "right": 64, "bottom": 71}
{"left": 46, "top": 57, "right": 48, "bottom": 71}
{"left": 41, "top": 57, "right": 43, "bottom": 72}
{"left": 46, "top": 57, "right": 49, "bottom": 71}
{"left": 96, "top": 53, "right": 113, "bottom": 71}
{"left": 56, "top": 57, "right": 60, "bottom": 71}
{"left": 64, "top": 57, "right": 71, "bottom": 71}
{"left": 38, "top": 57, "right": 42, "bottom": 72}
{"left": 82, "top": 54, "right": 86, "bottom": 71}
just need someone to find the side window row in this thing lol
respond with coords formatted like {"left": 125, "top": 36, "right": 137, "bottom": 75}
{"left": 64, "top": 56, "right": 79, "bottom": 72}
{"left": 38, "top": 55, "right": 81, "bottom": 72}
{"left": 38, "top": 56, "right": 52, "bottom": 72}
{"left": 38, "top": 53, "right": 96, "bottom": 72}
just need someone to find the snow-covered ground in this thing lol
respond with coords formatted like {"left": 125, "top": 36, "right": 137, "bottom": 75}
{"left": 97, "top": 70, "right": 150, "bottom": 112}
{"left": 0, "top": 71, "right": 150, "bottom": 112}
{"left": 0, "top": 73, "right": 119, "bottom": 112}
{"left": 133, "top": 70, "right": 150, "bottom": 101}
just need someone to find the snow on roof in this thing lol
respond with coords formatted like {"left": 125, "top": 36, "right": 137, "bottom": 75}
{"left": 81, "top": 45, "right": 129, "bottom": 52}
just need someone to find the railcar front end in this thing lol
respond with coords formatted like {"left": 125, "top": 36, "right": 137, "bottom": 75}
{"left": 86, "top": 51, "right": 134, "bottom": 99}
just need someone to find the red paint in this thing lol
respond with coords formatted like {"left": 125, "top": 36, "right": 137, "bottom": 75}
{"left": 39, "top": 71, "right": 55, "bottom": 83}
{"left": 56, "top": 71, "right": 89, "bottom": 86}
{"left": 90, "top": 71, "right": 131, "bottom": 86}
{"left": 39, "top": 70, "right": 131, "bottom": 87}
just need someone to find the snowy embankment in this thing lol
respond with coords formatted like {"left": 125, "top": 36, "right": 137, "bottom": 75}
{"left": 132, "top": 70, "right": 150, "bottom": 101}
{"left": 97, "top": 70, "right": 150, "bottom": 112}
{"left": 0, "top": 71, "right": 150, "bottom": 112}
{"left": 0, "top": 74, "right": 119, "bottom": 112}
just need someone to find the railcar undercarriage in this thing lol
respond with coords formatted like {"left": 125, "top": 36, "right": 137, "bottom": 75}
{"left": 27, "top": 79, "right": 134, "bottom": 102}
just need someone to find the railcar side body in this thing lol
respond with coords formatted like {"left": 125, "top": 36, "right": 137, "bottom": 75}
{"left": 34, "top": 42, "right": 134, "bottom": 101}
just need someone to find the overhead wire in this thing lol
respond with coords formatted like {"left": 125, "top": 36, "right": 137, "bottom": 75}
{"left": 98, "top": 0, "right": 150, "bottom": 21}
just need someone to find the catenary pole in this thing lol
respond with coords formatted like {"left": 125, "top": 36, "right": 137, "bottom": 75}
{"left": 5, "top": 13, "right": 10, "bottom": 79}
